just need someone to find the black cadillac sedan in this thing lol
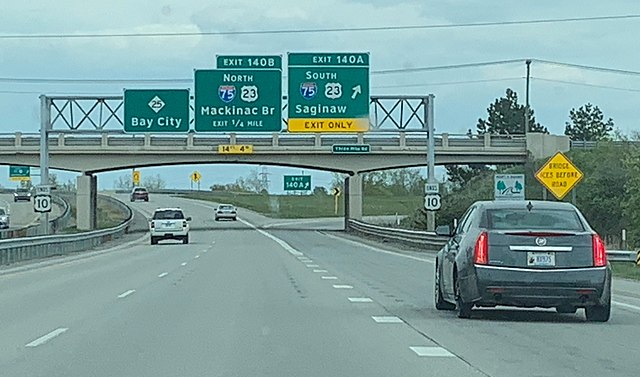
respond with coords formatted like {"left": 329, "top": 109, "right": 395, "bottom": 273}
{"left": 434, "top": 200, "right": 611, "bottom": 322}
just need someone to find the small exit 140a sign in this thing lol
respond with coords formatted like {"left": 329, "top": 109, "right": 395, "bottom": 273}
{"left": 284, "top": 175, "right": 311, "bottom": 191}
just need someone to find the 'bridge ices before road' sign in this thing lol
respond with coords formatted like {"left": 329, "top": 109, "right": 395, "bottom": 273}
{"left": 535, "top": 152, "right": 583, "bottom": 200}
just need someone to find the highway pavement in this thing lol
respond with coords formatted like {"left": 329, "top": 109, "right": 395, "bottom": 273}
{"left": 1, "top": 194, "right": 639, "bottom": 376}
{"left": 0, "top": 194, "right": 63, "bottom": 230}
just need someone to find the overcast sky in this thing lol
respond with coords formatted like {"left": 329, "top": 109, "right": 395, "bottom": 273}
{"left": 1, "top": 0, "right": 640, "bottom": 190}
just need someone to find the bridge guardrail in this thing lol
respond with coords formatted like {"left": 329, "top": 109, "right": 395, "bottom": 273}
{"left": 0, "top": 196, "right": 133, "bottom": 265}
{"left": 348, "top": 220, "right": 640, "bottom": 263}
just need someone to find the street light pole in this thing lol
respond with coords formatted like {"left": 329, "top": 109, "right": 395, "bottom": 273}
{"left": 524, "top": 59, "right": 532, "bottom": 134}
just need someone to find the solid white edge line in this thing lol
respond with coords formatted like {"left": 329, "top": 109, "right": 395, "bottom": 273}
{"left": 25, "top": 328, "right": 69, "bottom": 348}
{"left": 409, "top": 346, "right": 455, "bottom": 357}
{"left": 320, "top": 231, "right": 434, "bottom": 264}
{"left": 237, "top": 218, "right": 303, "bottom": 256}
{"left": 613, "top": 300, "right": 640, "bottom": 312}
{"left": 117, "top": 289, "right": 136, "bottom": 299}
{"left": 158, "top": 272, "right": 169, "bottom": 278}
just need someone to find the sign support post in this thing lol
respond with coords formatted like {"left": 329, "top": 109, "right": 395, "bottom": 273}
{"left": 39, "top": 95, "right": 50, "bottom": 236}
{"left": 425, "top": 94, "right": 436, "bottom": 232}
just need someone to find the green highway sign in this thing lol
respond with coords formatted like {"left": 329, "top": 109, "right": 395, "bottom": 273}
{"left": 9, "top": 165, "right": 30, "bottom": 181}
{"left": 284, "top": 175, "right": 311, "bottom": 191}
{"left": 194, "top": 69, "right": 282, "bottom": 132}
{"left": 287, "top": 52, "right": 370, "bottom": 133}
{"left": 123, "top": 89, "right": 190, "bottom": 133}
{"left": 332, "top": 144, "right": 371, "bottom": 154}
{"left": 217, "top": 55, "right": 282, "bottom": 69}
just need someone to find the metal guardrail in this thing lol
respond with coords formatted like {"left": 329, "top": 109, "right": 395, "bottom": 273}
{"left": 348, "top": 220, "right": 640, "bottom": 263}
{"left": 0, "top": 196, "right": 133, "bottom": 265}
{"left": 348, "top": 219, "right": 447, "bottom": 249}
{"left": 606, "top": 250, "right": 639, "bottom": 263}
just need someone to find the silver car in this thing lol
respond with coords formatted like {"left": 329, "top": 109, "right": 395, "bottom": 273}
{"left": 0, "top": 208, "right": 10, "bottom": 229}
{"left": 214, "top": 204, "right": 237, "bottom": 221}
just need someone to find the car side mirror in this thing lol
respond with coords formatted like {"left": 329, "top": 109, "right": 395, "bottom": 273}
{"left": 186, "top": 217, "right": 192, "bottom": 221}
{"left": 435, "top": 225, "right": 452, "bottom": 237}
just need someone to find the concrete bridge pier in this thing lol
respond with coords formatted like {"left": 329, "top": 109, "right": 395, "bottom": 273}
{"left": 76, "top": 174, "right": 97, "bottom": 231}
{"left": 345, "top": 173, "right": 363, "bottom": 226}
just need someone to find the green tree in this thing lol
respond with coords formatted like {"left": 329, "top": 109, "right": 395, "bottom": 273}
{"left": 564, "top": 103, "right": 614, "bottom": 141}
{"left": 313, "top": 186, "right": 328, "bottom": 196}
{"left": 445, "top": 164, "right": 490, "bottom": 188}
{"left": 477, "top": 88, "right": 547, "bottom": 135}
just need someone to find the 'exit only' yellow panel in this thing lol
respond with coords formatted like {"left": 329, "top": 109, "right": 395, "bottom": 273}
{"left": 288, "top": 118, "right": 369, "bottom": 133}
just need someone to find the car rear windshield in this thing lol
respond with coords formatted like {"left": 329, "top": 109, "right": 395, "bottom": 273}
{"left": 134, "top": 188, "right": 147, "bottom": 193}
{"left": 153, "top": 210, "right": 184, "bottom": 220}
{"left": 0, "top": 209, "right": 6, "bottom": 215}
{"left": 219, "top": 205, "right": 234, "bottom": 210}
{"left": 485, "top": 208, "right": 585, "bottom": 231}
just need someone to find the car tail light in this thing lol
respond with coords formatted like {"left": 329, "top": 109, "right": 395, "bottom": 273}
{"left": 474, "top": 231, "right": 489, "bottom": 265}
{"left": 183, "top": 220, "right": 187, "bottom": 228}
{"left": 592, "top": 234, "right": 607, "bottom": 267}
{"left": 150, "top": 222, "right": 155, "bottom": 229}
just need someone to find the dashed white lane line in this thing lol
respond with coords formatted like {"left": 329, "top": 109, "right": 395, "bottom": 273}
{"left": 333, "top": 285, "right": 354, "bottom": 289}
{"left": 321, "top": 276, "right": 338, "bottom": 280}
{"left": 158, "top": 272, "right": 169, "bottom": 278}
{"left": 194, "top": 255, "right": 200, "bottom": 259}
{"left": 320, "top": 232, "right": 434, "bottom": 264}
{"left": 306, "top": 264, "right": 320, "bottom": 268}
{"left": 25, "top": 328, "right": 69, "bottom": 348}
{"left": 410, "top": 346, "right": 455, "bottom": 357}
{"left": 348, "top": 297, "right": 374, "bottom": 303}
{"left": 313, "top": 269, "right": 328, "bottom": 273}
{"left": 181, "top": 262, "right": 187, "bottom": 266}
{"left": 372, "top": 316, "right": 403, "bottom": 323}
{"left": 117, "top": 289, "right": 136, "bottom": 299}
{"left": 613, "top": 301, "right": 640, "bottom": 312}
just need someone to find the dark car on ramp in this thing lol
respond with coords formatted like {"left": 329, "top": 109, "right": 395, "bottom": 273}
{"left": 434, "top": 200, "right": 611, "bottom": 322}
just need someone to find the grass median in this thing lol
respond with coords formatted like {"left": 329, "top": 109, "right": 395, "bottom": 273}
{"left": 611, "top": 262, "right": 640, "bottom": 281}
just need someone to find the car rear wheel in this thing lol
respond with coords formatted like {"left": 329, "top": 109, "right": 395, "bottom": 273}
{"left": 182, "top": 235, "right": 189, "bottom": 244}
{"left": 150, "top": 236, "right": 158, "bottom": 245}
{"left": 455, "top": 276, "right": 473, "bottom": 319}
{"left": 585, "top": 297, "right": 611, "bottom": 322}
{"left": 435, "top": 264, "right": 455, "bottom": 311}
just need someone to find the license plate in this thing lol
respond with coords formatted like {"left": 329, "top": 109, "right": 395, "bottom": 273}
{"left": 527, "top": 252, "right": 555, "bottom": 267}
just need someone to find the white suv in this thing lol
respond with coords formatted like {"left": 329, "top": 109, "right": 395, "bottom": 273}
{"left": 149, "top": 208, "right": 191, "bottom": 245}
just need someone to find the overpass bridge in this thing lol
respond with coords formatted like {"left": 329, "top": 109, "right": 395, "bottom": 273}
{"left": 0, "top": 95, "right": 569, "bottom": 231}
{"left": 0, "top": 131, "right": 567, "bottom": 173}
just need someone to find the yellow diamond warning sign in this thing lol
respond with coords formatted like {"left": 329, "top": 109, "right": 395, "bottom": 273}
{"left": 535, "top": 152, "right": 583, "bottom": 200}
